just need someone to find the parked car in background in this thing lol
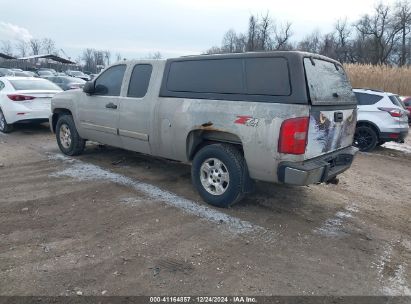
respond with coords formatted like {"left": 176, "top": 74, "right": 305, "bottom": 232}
{"left": 23, "top": 71, "right": 37, "bottom": 77}
{"left": 353, "top": 88, "right": 409, "bottom": 151}
{"left": 12, "top": 71, "right": 33, "bottom": 77}
{"left": 37, "top": 70, "right": 54, "bottom": 78}
{"left": 65, "top": 70, "right": 90, "bottom": 81}
{"left": 10, "top": 68, "right": 24, "bottom": 72}
{"left": 51, "top": 52, "right": 359, "bottom": 207}
{"left": 38, "top": 68, "right": 57, "bottom": 76}
{"left": 89, "top": 73, "right": 98, "bottom": 80}
{"left": 0, "top": 68, "right": 13, "bottom": 77}
{"left": 45, "top": 76, "right": 86, "bottom": 91}
{"left": 401, "top": 96, "right": 411, "bottom": 123}
{"left": 0, "top": 77, "right": 62, "bottom": 133}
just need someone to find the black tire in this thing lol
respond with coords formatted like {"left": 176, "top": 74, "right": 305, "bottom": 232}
{"left": 55, "top": 115, "right": 85, "bottom": 156}
{"left": 354, "top": 125, "right": 378, "bottom": 152}
{"left": 0, "top": 109, "right": 13, "bottom": 133}
{"left": 192, "top": 143, "right": 245, "bottom": 208}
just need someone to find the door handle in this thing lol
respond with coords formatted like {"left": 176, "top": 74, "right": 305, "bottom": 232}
{"left": 105, "top": 102, "right": 118, "bottom": 109}
{"left": 334, "top": 112, "right": 343, "bottom": 122}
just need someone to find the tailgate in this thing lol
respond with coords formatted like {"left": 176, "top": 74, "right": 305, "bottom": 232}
{"left": 304, "top": 57, "right": 357, "bottom": 159}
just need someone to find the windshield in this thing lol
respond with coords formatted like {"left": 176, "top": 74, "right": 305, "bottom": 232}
{"left": 304, "top": 58, "right": 356, "bottom": 105}
{"left": 10, "top": 79, "right": 62, "bottom": 91}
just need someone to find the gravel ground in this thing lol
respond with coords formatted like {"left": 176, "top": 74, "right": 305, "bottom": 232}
{"left": 0, "top": 123, "right": 410, "bottom": 296}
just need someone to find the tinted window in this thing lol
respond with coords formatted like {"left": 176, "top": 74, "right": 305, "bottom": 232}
{"left": 9, "top": 79, "right": 61, "bottom": 91}
{"left": 166, "top": 57, "right": 290, "bottom": 96}
{"left": 404, "top": 100, "right": 411, "bottom": 106}
{"left": 354, "top": 92, "right": 383, "bottom": 105}
{"left": 167, "top": 59, "right": 244, "bottom": 94}
{"left": 245, "top": 58, "right": 290, "bottom": 96}
{"left": 95, "top": 65, "right": 126, "bottom": 96}
{"left": 0, "top": 81, "right": 4, "bottom": 90}
{"left": 304, "top": 58, "right": 356, "bottom": 105}
{"left": 127, "top": 64, "right": 152, "bottom": 98}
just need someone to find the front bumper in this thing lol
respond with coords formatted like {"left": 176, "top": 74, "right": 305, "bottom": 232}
{"left": 278, "top": 146, "right": 358, "bottom": 186}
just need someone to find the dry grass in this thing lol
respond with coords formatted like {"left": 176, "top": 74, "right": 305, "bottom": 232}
{"left": 344, "top": 64, "right": 411, "bottom": 96}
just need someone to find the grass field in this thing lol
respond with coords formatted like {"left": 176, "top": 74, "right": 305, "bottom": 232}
{"left": 344, "top": 64, "right": 411, "bottom": 96}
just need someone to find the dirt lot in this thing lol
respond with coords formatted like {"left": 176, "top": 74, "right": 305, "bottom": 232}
{"left": 0, "top": 123, "right": 410, "bottom": 296}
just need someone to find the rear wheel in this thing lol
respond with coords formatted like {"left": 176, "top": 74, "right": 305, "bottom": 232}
{"left": 0, "top": 109, "right": 13, "bottom": 133}
{"left": 56, "top": 115, "right": 85, "bottom": 156}
{"left": 354, "top": 125, "right": 378, "bottom": 152}
{"left": 192, "top": 143, "right": 245, "bottom": 208}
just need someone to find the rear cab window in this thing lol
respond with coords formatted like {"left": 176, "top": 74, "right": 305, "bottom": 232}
{"left": 304, "top": 58, "right": 356, "bottom": 105}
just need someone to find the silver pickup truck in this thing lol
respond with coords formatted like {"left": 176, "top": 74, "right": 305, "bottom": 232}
{"left": 50, "top": 52, "right": 358, "bottom": 207}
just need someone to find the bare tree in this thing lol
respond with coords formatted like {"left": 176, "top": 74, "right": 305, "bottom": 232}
{"left": 222, "top": 29, "right": 238, "bottom": 53}
{"left": 15, "top": 40, "right": 28, "bottom": 57}
{"left": 297, "top": 30, "right": 322, "bottom": 53}
{"left": 82, "top": 49, "right": 95, "bottom": 72}
{"left": 273, "top": 22, "right": 293, "bottom": 50}
{"left": 335, "top": 19, "right": 352, "bottom": 62}
{"left": 394, "top": 0, "right": 411, "bottom": 66}
{"left": 1, "top": 40, "right": 13, "bottom": 56}
{"left": 355, "top": 4, "right": 402, "bottom": 64}
{"left": 115, "top": 53, "right": 122, "bottom": 62}
{"left": 258, "top": 13, "right": 272, "bottom": 50}
{"left": 104, "top": 50, "right": 111, "bottom": 66}
{"left": 29, "top": 39, "right": 42, "bottom": 55}
{"left": 247, "top": 15, "right": 258, "bottom": 51}
{"left": 42, "top": 38, "right": 56, "bottom": 54}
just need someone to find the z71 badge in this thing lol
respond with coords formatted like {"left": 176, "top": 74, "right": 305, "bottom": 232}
{"left": 234, "top": 116, "right": 260, "bottom": 127}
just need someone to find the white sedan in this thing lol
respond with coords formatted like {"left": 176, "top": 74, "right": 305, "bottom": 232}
{"left": 0, "top": 77, "right": 62, "bottom": 133}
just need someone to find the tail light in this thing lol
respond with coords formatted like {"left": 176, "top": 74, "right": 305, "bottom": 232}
{"left": 378, "top": 107, "right": 402, "bottom": 117}
{"left": 278, "top": 117, "right": 309, "bottom": 155}
{"left": 7, "top": 94, "right": 36, "bottom": 101}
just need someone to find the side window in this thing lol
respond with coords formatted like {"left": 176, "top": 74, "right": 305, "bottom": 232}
{"left": 354, "top": 92, "right": 383, "bottom": 105}
{"left": 245, "top": 58, "right": 290, "bottom": 96}
{"left": 0, "top": 81, "right": 4, "bottom": 91}
{"left": 127, "top": 64, "right": 153, "bottom": 98}
{"left": 95, "top": 65, "right": 126, "bottom": 96}
{"left": 404, "top": 100, "right": 411, "bottom": 107}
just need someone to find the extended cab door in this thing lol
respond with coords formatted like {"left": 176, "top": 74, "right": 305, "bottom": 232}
{"left": 77, "top": 64, "right": 126, "bottom": 147}
{"left": 118, "top": 64, "right": 154, "bottom": 154}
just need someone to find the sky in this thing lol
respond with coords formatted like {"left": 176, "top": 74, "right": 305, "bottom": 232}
{"left": 0, "top": 0, "right": 400, "bottom": 61}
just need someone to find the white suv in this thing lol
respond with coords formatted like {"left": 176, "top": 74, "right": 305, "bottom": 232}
{"left": 353, "top": 88, "right": 409, "bottom": 151}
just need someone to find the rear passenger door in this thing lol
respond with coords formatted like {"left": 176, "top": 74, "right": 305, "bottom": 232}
{"left": 118, "top": 64, "right": 154, "bottom": 154}
{"left": 78, "top": 64, "right": 126, "bottom": 147}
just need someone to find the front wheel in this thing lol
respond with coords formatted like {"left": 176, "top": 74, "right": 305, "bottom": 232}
{"left": 56, "top": 115, "right": 85, "bottom": 156}
{"left": 192, "top": 144, "right": 245, "bottom": 208}
{"left": 0, "top": 109, "right": 13, "bottom": 133}
{"left": 353, "top": 125, "right": 378, "bottom": 152}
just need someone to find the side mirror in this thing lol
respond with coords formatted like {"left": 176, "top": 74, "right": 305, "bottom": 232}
{"left": 83, "top": 81, "right": 95, "bottom": 94}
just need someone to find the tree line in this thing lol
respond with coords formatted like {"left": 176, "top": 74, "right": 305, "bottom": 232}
{"left": 1, "top": 38, "right": 162, "bottom": 73}
{"left": 206, "top": 1, "right": 411, "bottom": 66}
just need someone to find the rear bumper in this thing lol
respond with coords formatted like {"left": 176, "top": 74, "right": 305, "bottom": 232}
{"left": 380, "top": 128, "right": 409, "bottom": 143}
{"left": 278, "top": 146, "right": 358, "bottom": 186}
{"left": 7, "top": 109, "right": 51, "bottom": 124}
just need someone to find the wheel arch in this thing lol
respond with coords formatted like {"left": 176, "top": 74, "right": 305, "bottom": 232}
{"left": 51, "top": 108, "right": 73, "bottom": 133}
{"left": 186, "top": 129, "right": 243, "bottom": 161}
{"left": 356, "top": 120, "right": 381, "bottom": 139}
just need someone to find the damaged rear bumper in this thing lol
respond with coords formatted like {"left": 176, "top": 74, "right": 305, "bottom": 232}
{"left": 277, "top": 146, "right": 358, "bottom": 186}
